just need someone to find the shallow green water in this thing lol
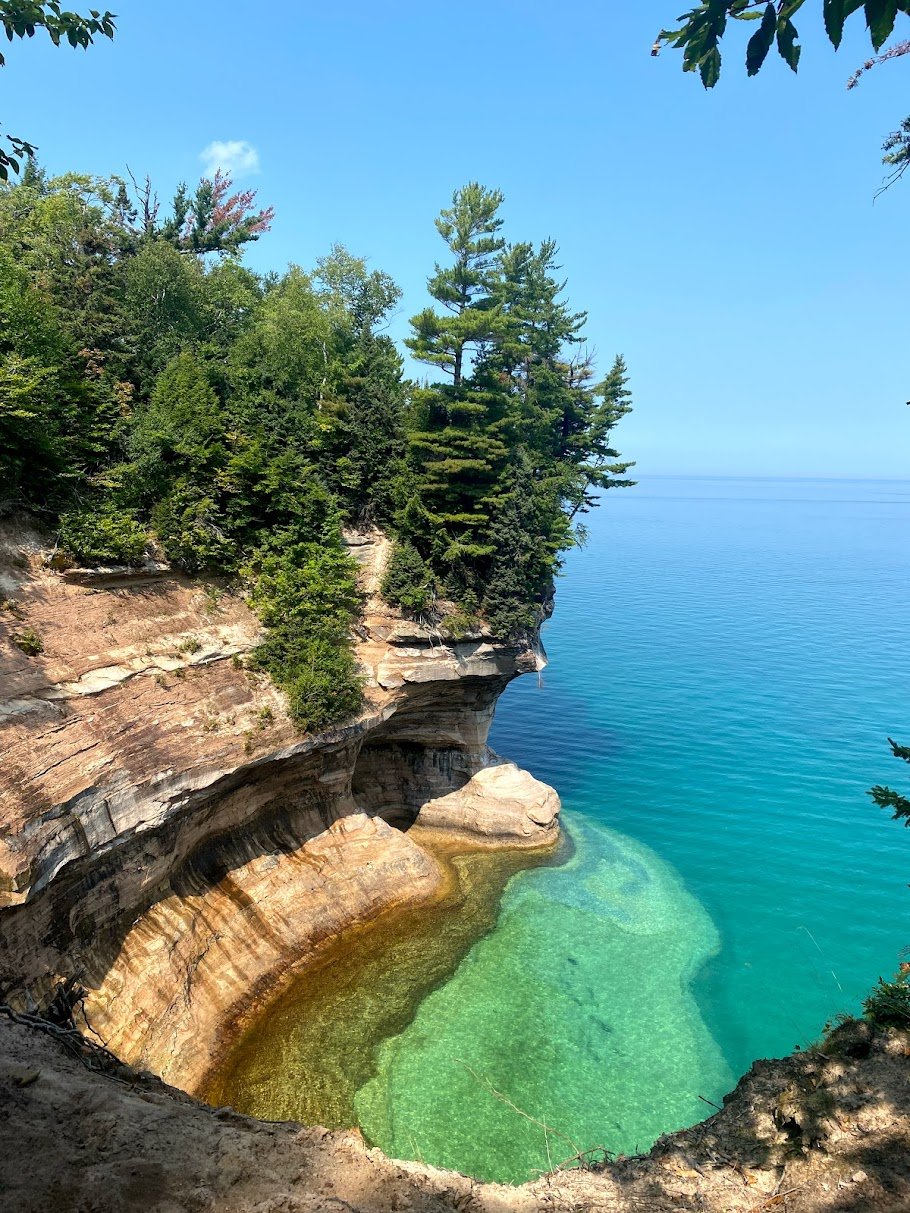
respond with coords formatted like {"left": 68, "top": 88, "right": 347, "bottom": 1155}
{"left": 204, "top": 838, "right": 564, "bottom": 1127}
{"left": 355, "top": 819, "right": 732, "bottom": 1182}
{"left": 211, "top": 476, "right": 910, "bottom": 1184}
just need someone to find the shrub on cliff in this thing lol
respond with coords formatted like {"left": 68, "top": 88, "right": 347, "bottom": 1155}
{"left": 381, "top": 541, "right": 434, "bottom": 616}
{"left": 282, "top": 640, "right": 364, "bottom": 732}
{"left": 58, "top": 507, "right": 148, "bottom": 566}
{"left": 245, "top": 541, "right": 364, "bottom": 730}
{"left": 150, "top": 484, "right": 234, "bottom": 574}
{"left": 863, "top": 972, "right": 910, "bottom": 1029}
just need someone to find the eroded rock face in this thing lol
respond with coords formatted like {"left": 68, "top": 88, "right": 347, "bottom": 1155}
{"left": 0, "top": 523, "right": 557, "bottom": 1087}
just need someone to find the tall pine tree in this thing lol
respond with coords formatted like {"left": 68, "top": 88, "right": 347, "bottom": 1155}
{"left": 406, "top": 183, "right": 511, "bottom": 585}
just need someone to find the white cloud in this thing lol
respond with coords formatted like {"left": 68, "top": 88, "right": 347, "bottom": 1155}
{"left": 199, "top": 140, "right": 260, "bottom": 179}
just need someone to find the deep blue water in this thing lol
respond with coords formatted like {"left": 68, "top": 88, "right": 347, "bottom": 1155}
{"left": 491, "top": 476, "right": 910, "bottom": 1080}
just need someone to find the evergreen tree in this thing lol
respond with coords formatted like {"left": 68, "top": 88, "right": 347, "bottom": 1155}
{"left": 401, "top": 183, "right": 634, "bottom": 630}
{"left": 406, "top": 184, "right": 512, "bottom": 583}
{"left": 561, "top": 353, "right": 636, "bottom": 520}
{"left": 313, "top": 246, "right": 408, "bottom": 522}
{"left": 159, "top": 171, "right": 274, "bottom": 256}
{"left": 870, "top": 739, "right": 910, "bottom": 825}
{"left": 129, "top": 351, "right": 225, "bottom": 500}
{"left": 482, "top": 453, "right": 568, "bottom": 638}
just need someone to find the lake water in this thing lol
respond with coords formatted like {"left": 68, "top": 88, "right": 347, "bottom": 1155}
{"left": 218, "top": 477, "right": 910, "bottom": 1183}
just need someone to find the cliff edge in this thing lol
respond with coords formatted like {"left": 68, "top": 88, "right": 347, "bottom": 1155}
{"left": 0, "top": 520, "right": 558, "bottom": 1089}
{"left": 2, "top": 519, "right": 907, "bottom": 1213}
{"left": 1, "top": 1008, "right": 907, "bottom": 1211}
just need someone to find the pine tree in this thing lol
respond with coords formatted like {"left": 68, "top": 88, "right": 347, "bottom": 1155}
{"left": 560, "top": 353, "right": 636, "bottom": 521}
{"left": 406, "top": 184, "right": 512, "bottom": 583}
{"left": 129, "top": 351, "right": 224, "bottom": 500}
{"left": 870, "top": 739, "right": 910, "bottom": 825}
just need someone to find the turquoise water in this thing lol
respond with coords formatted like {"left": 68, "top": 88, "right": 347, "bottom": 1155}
{"left": 358, "top": 476, "right": 910, "bottom": 1179}
{"left": 491, "top": 476, "right": 910, "bottom": 1074}
{"left": 356, "top": 820, "right": 733, "bottom": 1180}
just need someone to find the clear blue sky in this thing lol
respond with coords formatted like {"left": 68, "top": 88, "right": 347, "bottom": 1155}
{"left": 5, "top": 3, "right": 908, "bottom": 477}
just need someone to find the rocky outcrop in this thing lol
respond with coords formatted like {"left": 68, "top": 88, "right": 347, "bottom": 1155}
{"left": 414, "top": 761, "right": 561, "bottom": 845}
{"left": 0, "top": 521, "right": 559, "bottom": 1088}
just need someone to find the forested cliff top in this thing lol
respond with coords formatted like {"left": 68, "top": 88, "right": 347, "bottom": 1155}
{"left": 1, "top": 169, "right": 632, "bottom": 730}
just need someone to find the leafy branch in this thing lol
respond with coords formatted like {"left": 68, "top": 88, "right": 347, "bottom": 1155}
{"left": 869, "top": 737, "right": 910, "bottom": 825}
{"left": 656, "top": 2, "right": 910, "bottom": 88}
{"left": 0, "top": 1, "right": 116, "bottom": 179}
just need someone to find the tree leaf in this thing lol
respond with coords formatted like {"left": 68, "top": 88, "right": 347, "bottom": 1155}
{"left": 746, "top": 3, "right": 776, "bottom": 75}
{"left": 777, "top": 17, "right": 802, "bottom": 71}
{"left": 824, "top": 0, "right": 864, "bottom": 47}
{"left": 700, "top": 45, "right": 721, "bottom": 87}
{"left": 864, "top": 0, "right": 899, "bottom": 49}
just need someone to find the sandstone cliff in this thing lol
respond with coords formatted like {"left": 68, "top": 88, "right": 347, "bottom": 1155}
{"left": 3, "top": 519, "right": 907, "bottom": 1213}
{"left": 0, "top": 520, "right": 558, "bottom": 1089}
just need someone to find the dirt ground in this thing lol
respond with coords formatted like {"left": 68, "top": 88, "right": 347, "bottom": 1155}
{"left": 1, "top": 1012, "right": 908, "bottom": 1213}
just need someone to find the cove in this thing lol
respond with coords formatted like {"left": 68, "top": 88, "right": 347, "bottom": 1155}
{"left": 202, "top": 832, "right": 568, "bottom": 1127}
{"left": 355, "top": 817, "right": 731, "bottom": 1183}
{"left": 206, "top": 475, "right": 910, "bottom": 1185}
{"left": 207, "top": 813, "right": 732, "bottom": 1185}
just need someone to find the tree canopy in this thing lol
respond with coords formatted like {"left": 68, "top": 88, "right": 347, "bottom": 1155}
{"left": 0, "top": 168, "right": 633, "bottom": 732}
{"left": 404, "top": 183, "right": 634, "bottom": 624}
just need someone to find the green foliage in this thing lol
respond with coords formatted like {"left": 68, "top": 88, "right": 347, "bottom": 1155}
{"left": 403, "top": 183, "right": 633, "bottom": 633}
{"left": 9, "top": 624, "right": 43, "bottom": 656}
{"left": 439, "top": 609, "right": 481, "bottom": 639}
{"left": 0, "top": 164, "right": 633, "bottom": 721}
{"left": 658, "top": 3, "right": 910, "bottom": 87}
{"left": 124, "top": 243, "right": 206, "bottom": 390}
{"left": 130, "top": 352, "right": 225, "bottom": 498}
{"left": 281, "top": 643, "right": 365, "bottom": 734}
{"left": 381, "top": 541, "right": 434, "bottom": 615}
{"left": 58, "top": 507, "right": 148, "bottom": 566}
{"left": 0, "top": 248, "right": 67, "bottom": 503}
{"left": 245, "top": 542, "right": 364, "bottom": 731}
{"left": 150, "top": 484, "right": 233, "bottom": 573}
{"left": 482, "top": 457, "right": 565, "bottom": 638}
{"left": 658, "top": 1, "right": 910, "bottom": 194}
{"left": 869, "top": 737, "right": 910, "bottom": 824}
{"left": 229, "top": 268, "right": 330, "bottom": 404}
{"left": 319, "top": 334, "right": 409, "bottom": 523}
{"left": 159, "top": 170, "right": 274, "bottom": 256}
{"left": 863, "top": 971, "right": 910, "bottom": 1027}
{"left": 0, "top": 3, "right": 115, "bottom": 179}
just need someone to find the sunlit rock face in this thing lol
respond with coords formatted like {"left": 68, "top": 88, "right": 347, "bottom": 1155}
{"left": 414, "top": 762, "right": 561, "bottom": 845}
{"left": 0, "top": 524, "right": 557, "bottom": 1088}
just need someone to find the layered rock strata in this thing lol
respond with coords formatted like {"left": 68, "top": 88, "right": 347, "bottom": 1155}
{"left": 0, "top": 521, "right": 558, "bottom": 1089}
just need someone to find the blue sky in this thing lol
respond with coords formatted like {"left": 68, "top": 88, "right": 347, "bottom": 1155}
{"left": 5, "top": 3, "right": 908, "bottom": 477}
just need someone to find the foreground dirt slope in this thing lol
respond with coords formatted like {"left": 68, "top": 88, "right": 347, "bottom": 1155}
{"left": 1, "top": 1015, "right": 908, "bottom": 1213}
